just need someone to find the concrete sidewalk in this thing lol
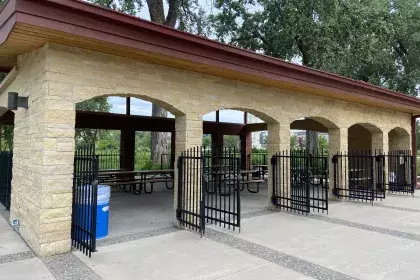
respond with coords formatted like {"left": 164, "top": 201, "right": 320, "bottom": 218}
{"left": 2, "top": 193, "right": 420, "bottom": 280}
{"left": 0, "top": 206, "right": 54, "bottom": 280}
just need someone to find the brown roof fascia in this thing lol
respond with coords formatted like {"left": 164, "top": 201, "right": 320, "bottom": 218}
{"left": 5, "top": 0, "right": 420, "bottom": 111}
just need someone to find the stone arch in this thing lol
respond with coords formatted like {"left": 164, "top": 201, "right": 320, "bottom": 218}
{"left": 206, "top": 105, "right": 278, "bottom": 124}
{"left": 388, "top": 127, "right": 410, "bottom": 151}
{"left": 348, "top": 123, "right": 383, "bottom": 152}
{"left": 290, "top": 116, "right": 339, "bottom": 132}
{"left": 75, "top": 92, "right": 185, "bottom": 117}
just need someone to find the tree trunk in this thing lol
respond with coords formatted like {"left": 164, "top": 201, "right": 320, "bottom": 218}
{"left": 151, "top": 106, "right": 169, "bottom": 166}
{"left": 147, "top": 0, "right": 179, "bottom": 165}
{"left": 306, "top": 130, "right": 318, "bottom": 155}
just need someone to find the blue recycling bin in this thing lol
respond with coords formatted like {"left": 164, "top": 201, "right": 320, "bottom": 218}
{"left": 76, "top": 185, "right": 110, "bottom": 239}
{"left": 96, "top": 185, "right": 111, "bottom": 239}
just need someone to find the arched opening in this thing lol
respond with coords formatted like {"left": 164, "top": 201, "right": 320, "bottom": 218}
{"left": 290, "top": 116, "right": 337, "bottom": 153}
{"left": 289, "top": 116, "right": 338, "bottom": 206}
{"left": 344, "top": 123, "right": 384, "bottom": 200}
{"left": 387, "top": 127, "right": 412, "bottom": 193}
{"left": 348, "top": 123, "right": 383, "bottom": 153}
{"left": 388, "top": 127, "right": 410, "bottom": 152}
{"left": 74, "top": 94, "right": 183, "bottom": 239}
{"left": 201, "top": 108, "right": 278, "bottom": 221}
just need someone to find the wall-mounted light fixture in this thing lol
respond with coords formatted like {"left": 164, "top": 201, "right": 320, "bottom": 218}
{"left": 8, "top": 92, "right": 28, "bottom": 110}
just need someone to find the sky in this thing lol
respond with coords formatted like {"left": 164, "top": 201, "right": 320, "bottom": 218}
{"left": 108, "top": 97, "right": 261, "bottom": 123}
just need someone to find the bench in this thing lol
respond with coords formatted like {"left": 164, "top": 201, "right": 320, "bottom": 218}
{"left": 106, "top": 180, "right": 145, "bottom": 195}
{"left": 240, "top": 179, "right": 265, "bottom": 193}
{"left": 144, "top": 177, "right": 174, "bottom": 194}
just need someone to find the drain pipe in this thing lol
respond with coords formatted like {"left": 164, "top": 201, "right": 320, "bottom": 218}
{"left": 412, "top": 115, "right": 420, "bottom": 189}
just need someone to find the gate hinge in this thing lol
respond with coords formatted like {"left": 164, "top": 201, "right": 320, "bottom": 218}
{"left": 270, "top": 157, "right": 276, "bottom": 166}
{"left": 176, "top": 208, "right": 181, "bottom": 220}
{"left": 270, "top": 195, "right": 277, "bottom": 205}
{"left": 332, "top": 155, "right": 338, "bottom": 164}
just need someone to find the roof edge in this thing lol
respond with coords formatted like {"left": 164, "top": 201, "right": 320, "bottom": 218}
{"left": 4, "top": 0, "right": 420, "bottom": 112}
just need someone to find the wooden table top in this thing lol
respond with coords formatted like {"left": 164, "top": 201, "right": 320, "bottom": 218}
{"left": 98, "top": 169, "right": 126, "bottom": 173}
{"left": 99, "top": 169, "right": 174, "bottom": 176}
{"left": 240, "top": 170, "right": 255, "bottom": 174}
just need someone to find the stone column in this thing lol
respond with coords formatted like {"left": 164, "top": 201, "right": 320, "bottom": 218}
{"left": 173, "top": 114, "right": 203, "bottom": 226}
{"left": 371, "top": 132, "right": 385, "bottom": 193}
{"left": 328, "top": 127, "right": 348, "bottom": 200}
{"left": 267, "top": 122, "right": 290, "bottom": 209}
{"left": 8, "top": 47, "right": 75, "bottom": 257}
{"left": 372, "top": 132, "right": 384, "bottom": 153}
{"left": 170, "top": 131, "right": 175, "bottom": 169}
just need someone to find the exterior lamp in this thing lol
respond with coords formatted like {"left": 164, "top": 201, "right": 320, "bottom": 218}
{"left": 7, "top": 92, "right": 28, "bottom": 110}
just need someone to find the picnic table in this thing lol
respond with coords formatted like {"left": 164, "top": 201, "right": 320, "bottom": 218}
{"left": 205, "top": 169, "right": 265, "bottom": 194}
{"left": 239, "top": 170, "right": 265, "bottom": 193}
{"left": 253, "top": 164, "right": 268, "bottom": 181}
{"left": 99, "top": 169, "right": 174, "bottom": 195}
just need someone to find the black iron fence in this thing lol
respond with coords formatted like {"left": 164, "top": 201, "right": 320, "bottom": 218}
{"left": 249, "top": 152, "right": 268, "bottom": 166}
{"left": 332, "top": 151, "right": 385, "bottom": 203}
{"left": 96, "top": 151, "right": 120, "bottom": 171}
{"left": 271, "top": 150, "right": 328, "bottom": 214}
{"left": 177, "top": 147, "right": 241, "bottom": 234}
{"left": 0, "top": 151, "right": 12, "bottom": 210}
{"left": 204, "top": 147, "right": 240, "bottom": 230}
{"left": 386, "top": 150, "right": 414, "bottom": 195}
{"left": 176, "top": 147, "right": 205, "bottom": 235}
{"left": 72, "top": 145, "right": 99, "bottom": 257}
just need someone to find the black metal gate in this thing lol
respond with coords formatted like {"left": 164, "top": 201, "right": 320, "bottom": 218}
{"left": 271, "top": 150, "right": 328, "bottom": 214}
{"left": 386, "top": 150, "right": 414, "bottom": 195}
{"left": 72, "top": 145, "right": 99, "bottom": 257}
{"left": 332, "top": 151, "right": 385, "bottom": 202}
{"left": 0, "top": 151, "right": 12, "bottom": 210}
{"left": 204, "top": 147, "right": 240, "bottom": 230}
{"left": 176, "top": 147, "right": 205, "bottom": 235}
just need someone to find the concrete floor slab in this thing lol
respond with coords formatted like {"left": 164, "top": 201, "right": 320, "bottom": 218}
{"left": 106, "top": 183, "right": 268, "bottom": 238}
{"left": 75, "top": 230, "right": 307, "bottom": 280}
{"left": 0, "top": 215, "right": 30, "bottom": 256}
{"left": 0, "top": 258, "right": 55, "bottom": 280}
{"left": 327, "top": 202, "right": 420, "bottom": 234}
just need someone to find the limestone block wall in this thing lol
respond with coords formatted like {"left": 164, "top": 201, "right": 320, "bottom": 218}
{"left": 389, "top": 128, "right": 411, "bottom": 151}
{"left": 0, "top": 44, "right": 75, "bottom": 256}
{"left": 0, "top": 42, "right": 413, "bottom": 256}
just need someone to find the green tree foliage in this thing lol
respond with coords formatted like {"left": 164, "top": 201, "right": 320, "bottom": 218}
{"left": 0, "top": 72, "right": 13, "bottom": 151}
{"left": 318, "top": 134, "right": 328, "bottom": 153}
{"left": 290, "top": 134, "right": 298, "bottom": 150}
{"left": 210, "top": 0, "right": 420, "bottom": 96}
{"left": 223, "top": 135, "right": 240, "bottom": 150}
{"left": 203, "top": 134, "right": 211, "bottom": 147}
{"left": 75, "top": 97, "right": 112, "bottom": 147}
{"left": 0, "top": 125, "right": 13, "bottom": 151}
